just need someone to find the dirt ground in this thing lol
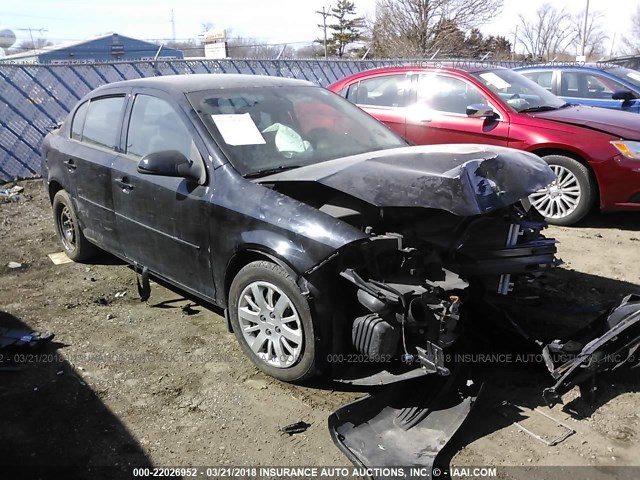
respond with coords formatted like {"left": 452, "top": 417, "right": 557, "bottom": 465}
{"left": 1, "top": 179, "right": 639, "bottom": 479}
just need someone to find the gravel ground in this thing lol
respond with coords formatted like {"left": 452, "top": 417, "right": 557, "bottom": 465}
{"left": 1, "top": 179, "right": 639, "bottom": 479}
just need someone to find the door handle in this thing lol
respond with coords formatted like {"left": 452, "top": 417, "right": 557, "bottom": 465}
{"left": 115, "top": 177, "right": 134, "bottom": 192}
{"left": 64, "top": 159, "right": 77, "bottom": 171}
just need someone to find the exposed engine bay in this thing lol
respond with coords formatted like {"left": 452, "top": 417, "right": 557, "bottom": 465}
{"left": 324, "top": 197, "right": 639, "bottom": 401}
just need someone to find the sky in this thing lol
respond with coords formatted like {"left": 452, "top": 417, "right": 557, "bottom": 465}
{"left": 0, "top": 0, "right": 637, "bottom": 57}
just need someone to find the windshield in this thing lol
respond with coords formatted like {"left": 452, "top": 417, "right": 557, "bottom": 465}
{"left": 473, "top": 69, "right": 567, "bottom": 113}
{"left": 188, "top": 85, "right": 407, "bottom": 177}
{"left": 608, "top": 67, "right": 640, "bottom": 89}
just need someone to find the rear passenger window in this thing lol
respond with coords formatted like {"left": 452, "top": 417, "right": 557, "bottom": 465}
{"left": 352, "top": 75, "right": 409, "bottom": 107}
{"left": 81, "top": 96, "right": 125, "bottom": 149}
{"left": 71, "top": 101, "right": 88, "bottom": 141}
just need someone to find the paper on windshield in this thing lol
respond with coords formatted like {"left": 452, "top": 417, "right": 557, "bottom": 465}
{"left": 480, "top": 72, "right": 511, "bottom": 90}
{"left": 211, "top": 113, "right": 266, "bottom": 146}
{"left": 627, "top": 71, "right": 640, "bottom": 83}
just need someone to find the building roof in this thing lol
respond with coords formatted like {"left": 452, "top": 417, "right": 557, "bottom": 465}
{"left": 0, "top": 33, "right": 179, "bottom": 62}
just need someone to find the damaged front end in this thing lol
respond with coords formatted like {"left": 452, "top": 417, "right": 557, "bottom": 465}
{"left": 336, "top": 201, "right": 560, "bottom": 383}
{"left": 261, "top": 144, "right": 640, "bottom": 474}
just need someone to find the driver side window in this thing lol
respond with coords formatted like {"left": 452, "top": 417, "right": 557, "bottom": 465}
{"left": 126, "top": 95, "right": 202, "bottom": 164}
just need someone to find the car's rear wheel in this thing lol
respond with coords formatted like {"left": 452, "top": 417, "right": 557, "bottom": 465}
{"left": 528, "top": 155, "right": 595, "bottom": 226}
{"left": 52, "top": 190, "right": 97, "bottom": 262}
{"left": 228, "top": 260, "right": 317, "bottom": 382}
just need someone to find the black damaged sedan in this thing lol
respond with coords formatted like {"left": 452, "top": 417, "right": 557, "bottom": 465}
{"left": 42, "top": 74, "right": 640, "bottom": 399}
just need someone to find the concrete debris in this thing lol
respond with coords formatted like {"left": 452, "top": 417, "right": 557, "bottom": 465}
{"left": 7, "top": 262, "right": 23, "bottom": 269}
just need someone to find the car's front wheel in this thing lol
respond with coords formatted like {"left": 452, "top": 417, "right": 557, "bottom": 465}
{"left": 52, "top": 190, "right": 98, "bottom": 262}
{"left": 228, "top": 260, "right": 317, "bottom": 382}
{"left": 528, "top": 155, "right": 595, "bottom": 226}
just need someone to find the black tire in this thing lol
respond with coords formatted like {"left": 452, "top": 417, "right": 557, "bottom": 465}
{"left": 529, "top": 154, "right": 595, "bottom": 226}
{"left": 52, "top": 190, "right": 98, "bottom": 262}
{"left": 228, "top": 260, "right": 317, "bottom": 382}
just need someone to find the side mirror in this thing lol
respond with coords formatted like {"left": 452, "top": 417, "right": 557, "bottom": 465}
{"left": 137, "top": 150, "right": 202, "bottom": 182}
{"left": 466, "top": 104, "right": 496, "bottom": 118}
{"left": 612, "top": 90, "right": 635, "bottom": 101}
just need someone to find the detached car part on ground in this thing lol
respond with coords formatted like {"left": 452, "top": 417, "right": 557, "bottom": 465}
{"left": 41, "top": 74, "right": 640, "bottom": 475}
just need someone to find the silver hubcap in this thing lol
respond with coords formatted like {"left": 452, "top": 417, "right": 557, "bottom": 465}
{"left": 529, "top": 165, "right": 581, "bottom": 219}
{"left": 59, "top": 206, "right": 76, "bottom": 251}
{"left": 237, "top": 281, "right": 303, "bottom": 368}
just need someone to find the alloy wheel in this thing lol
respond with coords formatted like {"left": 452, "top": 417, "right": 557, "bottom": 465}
{"left": 529, "top": 164, "right": 582, "bottom": 219}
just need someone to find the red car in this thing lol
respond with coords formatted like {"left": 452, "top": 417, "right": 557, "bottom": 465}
{"left": 328, "top": 66, "right": 640, "bottom": 225}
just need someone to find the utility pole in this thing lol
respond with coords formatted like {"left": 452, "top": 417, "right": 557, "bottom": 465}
{"left": 512, "top": 25, "right": 518, "bottom": 61}
{"left": 171, "top": 9, "right": 176, "bottom": 42}
{"left": 580, "top": 0, "right": 590, "bottom": 57}
{"left": 609, "top": 32, "right": 616, "bottom": 59}
{"left": 16, "top": 27, "right": 48, "bottom": 53}
{"left": 316, "top": 5, "right": 331, "bottom": 60}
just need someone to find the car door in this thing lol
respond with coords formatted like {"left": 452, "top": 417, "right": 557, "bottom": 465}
{"left": 342, "top": 73, "right": 410, "bottom": 138}
{"left": 68, "top": 94, "right": 126, "bottom": 255}
{"left": 111, "top": 90, "right": 215, "bottom": 299}
{"left": 559, "top": 71, "right": 640, "bottom": 112}
{"left": 404, "top": 73, "right": 510, "bottom": 146}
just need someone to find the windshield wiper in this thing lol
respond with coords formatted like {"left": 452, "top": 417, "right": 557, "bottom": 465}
{"left": 518, "top": 105, "right": 561, "bottom": 113}
{"left": 245, "top": 165, "right": 303, "bottom": 178}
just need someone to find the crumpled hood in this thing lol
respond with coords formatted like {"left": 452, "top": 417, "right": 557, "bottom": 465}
{"left": 258, "top": 144, "right": 556, "bottom": 217}
{"left": 528, "top": 105, "right": 640, "bottom": 140}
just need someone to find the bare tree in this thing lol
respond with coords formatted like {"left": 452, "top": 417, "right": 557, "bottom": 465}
{"left": 571, "top": 9, "right": 608, "bottom": 58}
{"left": 226, "top": 36, "right": 295, "bottom": 59}
{"left": 621, "top": 5, "right": 640, "bottom": 54}
{"left": 165, "top": 40, "right": 205, "bottom": 57}
{"left": 370, "top": 0, "right": 503, "bottom": 58}
{"left": 294, "top": 43, "right": 325, "bottom": 58}
{"left": 201, "top": 22, "right": 215, "bottom": 34}
{"left": 13, "top": 37, "right": 52, "bottom": 53}
{"left": 515, "top": 4, "right": 577, "bottom": 61}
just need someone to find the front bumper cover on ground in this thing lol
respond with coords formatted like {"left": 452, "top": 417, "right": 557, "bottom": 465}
{"left": 328, "top": 368, "right": 480, "bottom": 480}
